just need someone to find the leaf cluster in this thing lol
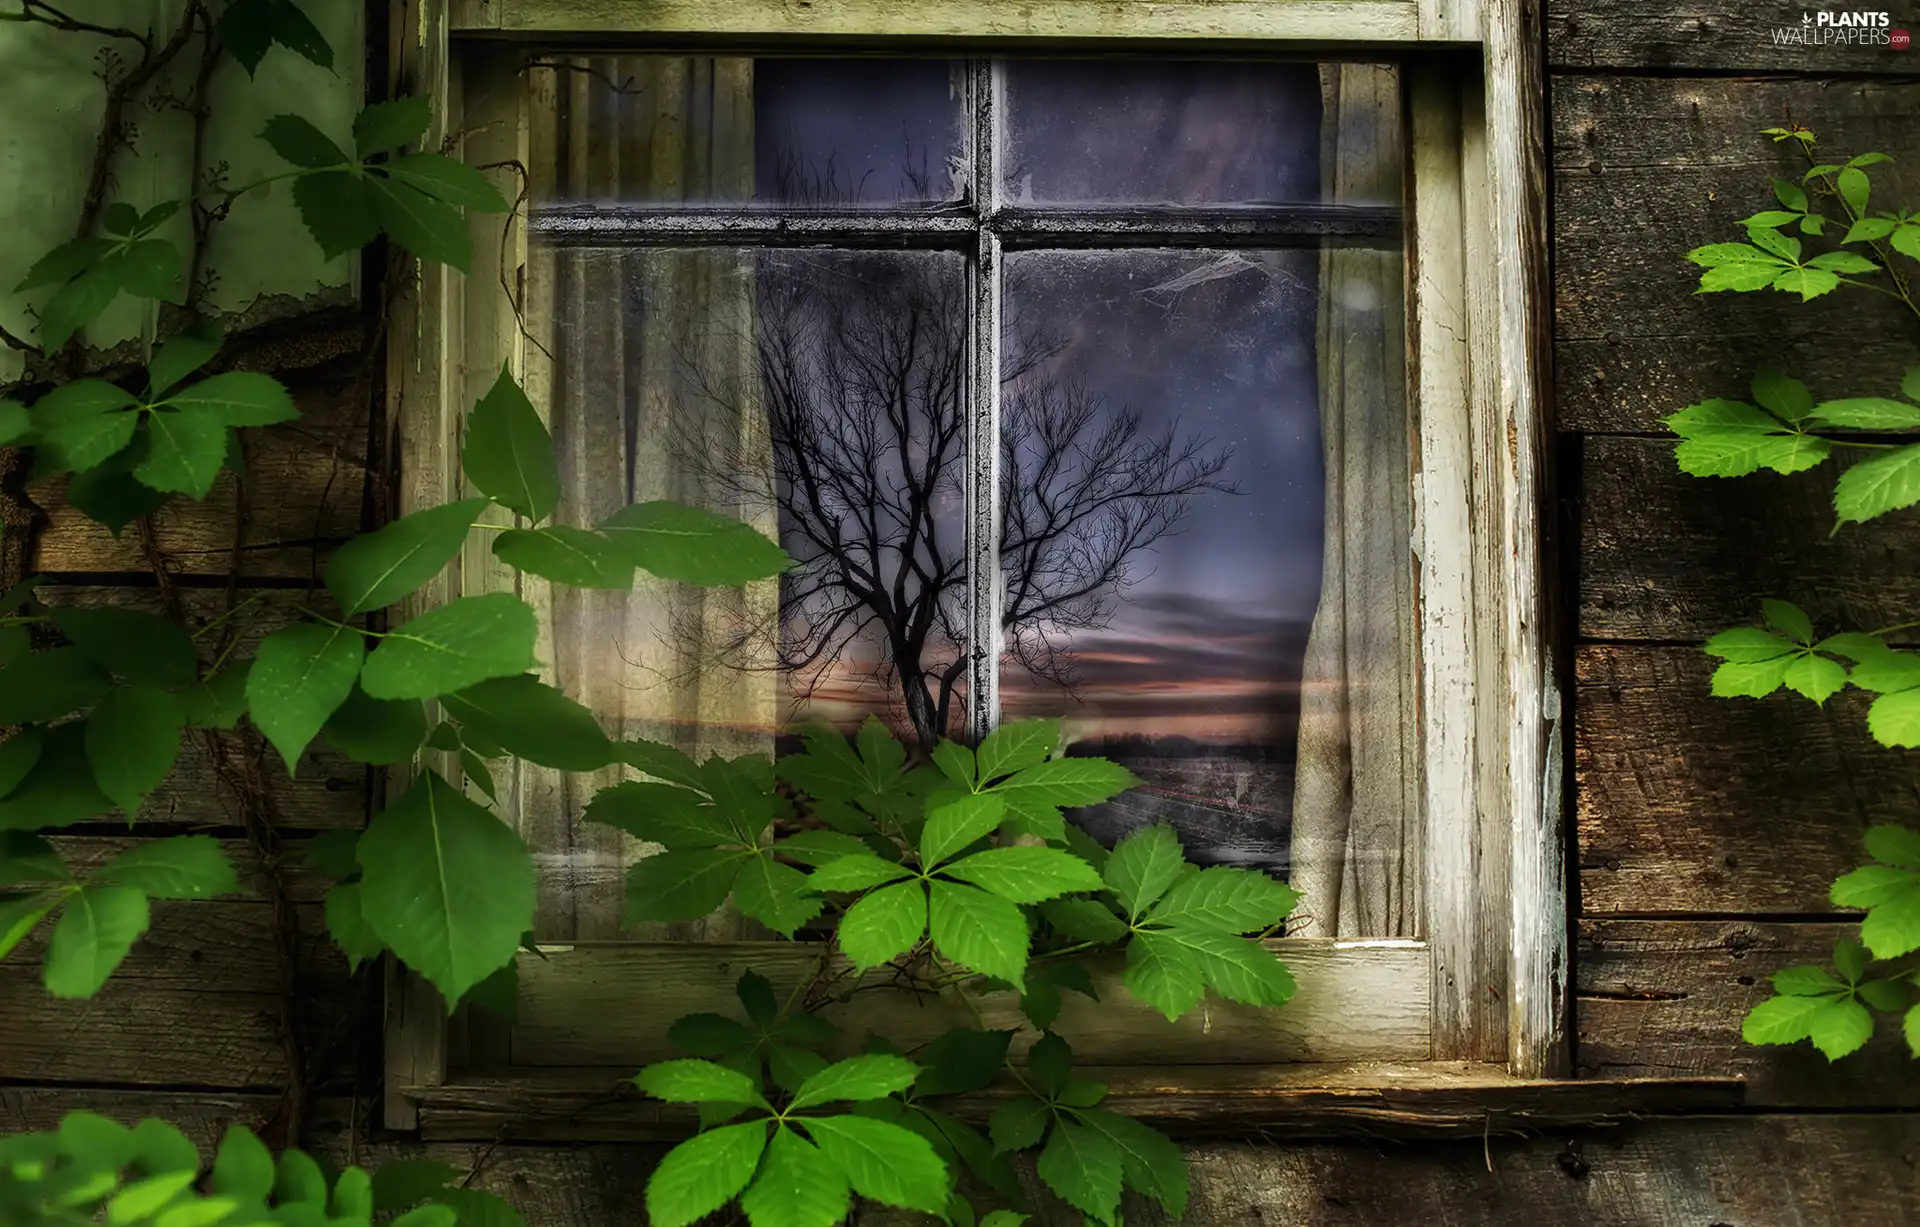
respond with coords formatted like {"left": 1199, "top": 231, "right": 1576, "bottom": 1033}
{"left": 0, "top": 1113, "right": 519, "bottom": 1226}
{"left": 1703, "top": 601, "right": 1920, "bottom": 747}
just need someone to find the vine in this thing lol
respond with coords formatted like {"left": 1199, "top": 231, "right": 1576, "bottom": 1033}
{"left": 1667, "top": 125, "right": 1920, "bottom": 1063}
{"left": 0, "top": 5, "right": 1308, "bottom": 1225}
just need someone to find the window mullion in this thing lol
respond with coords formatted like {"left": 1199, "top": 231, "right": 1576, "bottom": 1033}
{"left": 965, "top": 58, "right": 1003, "bottom": 742}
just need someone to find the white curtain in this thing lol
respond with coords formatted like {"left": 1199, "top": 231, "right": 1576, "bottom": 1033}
{"left": 1288, "top": 65, "right": 1418, "bottom": 939}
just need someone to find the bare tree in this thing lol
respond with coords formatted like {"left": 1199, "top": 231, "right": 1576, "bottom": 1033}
{"left": 676, "top": 251, "right": 1235, "bottom": 751}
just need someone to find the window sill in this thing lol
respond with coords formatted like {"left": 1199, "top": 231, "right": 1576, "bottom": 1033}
{"left": 399, "top": 1063, "right": 1745, "bottom": 1142}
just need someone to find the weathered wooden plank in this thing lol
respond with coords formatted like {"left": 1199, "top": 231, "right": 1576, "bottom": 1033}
{"left": 1552, "top": 75, "right": 1920, "bottom": 432}
{"left": 32, "top": 362, "right": 368, "bottom": 579}
{"left": 405, "top": 1063, "right": 1741, "bottom": 1142}
{"left": 6, "top": 901, "right": 340, "bottom": 990}
{"left": 1577, "top": 644, "right": 1916, "bottom": 915}
{"left": 392, "top": 1116, "right": 1920, "bottom": 1226}
{"left": 1550, "top": 1, "right": 1920, "bottom": 73}
{"left": 513, "top": 940, "right": 1431, "bottom": 1068}
{"left": 452, "top": 0, "right": 1426, "bottom": 43}
{"left": 47, "top": 836, "right": 331, "bottom": 903}
{"left": 1578, "top": 920, "right": 1920, "bottom": 1107}
{"left": 1577, "top": 435, "right": 1920, "bottom": 643}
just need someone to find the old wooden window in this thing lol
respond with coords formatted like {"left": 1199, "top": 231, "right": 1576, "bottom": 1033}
{"left": 387, "top": 0, "right": 1558, "bottom": 1135}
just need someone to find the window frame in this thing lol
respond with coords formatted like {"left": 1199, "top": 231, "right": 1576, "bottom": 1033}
{"left": 382, "top": 0, "right": 1564, "bottom": 1136}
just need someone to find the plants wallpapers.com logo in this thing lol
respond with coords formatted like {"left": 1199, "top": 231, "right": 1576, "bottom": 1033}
{"left": 1771, "top": 11, "right": 1913, "bottom": 46}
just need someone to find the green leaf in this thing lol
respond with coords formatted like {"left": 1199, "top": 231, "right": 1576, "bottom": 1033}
{"left": 1860, "top": 883, "right": 1920, "bottom": 959}
{"left": 976, "top": 719, "right": 1059, "bottom": 783}
{"left": 43, "top": 885, "right": 148, "bottom": 998}
{"left": 1042, "top": 897, "right": 1128, "bottom": 944}
{"left": 1104, "top": 824, "right": 1186, "bottom": 921}
{"left": 1772, "top": 266, "right": 1842, "bottom": 301}
{"left": 989, "top": 1097, "right": 1050, "bottom": 1153}
{"left": 733, "top": 853, "right": 822, "bottom": 938}
{"left": 1907, "top": 1004, "right": 1920, "bottom": 1059}
{"left": 1704, "top": 626, "right": 1801, "bottom": 664}
{"left": 461, "top": 368, "right": 558, "bottom": 522}
{"left": 357, "top": 770, "right": 535, "bottom": 1004}
{"left": 369, "top": 1160, "right": 459, "bottom": 1212}
{"left": 393, "top": 1206, "right": 460, "bottom": 1227}
{"left": 1834, "top": 443, "right": 1920, "bottom": 525}
{"left": 179, "top": 663, "right": 250, "bottom": 731}
{"left": 776, "top": 726, "right": 872, "bottom": 803}
{"left": 0, "top": 891, "right": 61, "bottom": 961}
{"left": 625, "top": 849, "right": 748, "bottom": 925}
{"left": 247, "top": 622, "right": 365, "bottom": 774}
{"left": 1837, "top": 165, "right": 1871, "bottom": 214}
{"left": 1713, "top": 657, "right": 1791, "bottom": 699}
{"left": 636, "top": 1058, "right": 770, "bottom": 1107}
{"left": 1813, "top": 398, "right": 1920, "bottom": 430}
{"left": 914, "top": 1028, "right": 1014, "bottom": 1097}
{"left": 384, "top": 153, "right": 510, "bottom": 212}
{"left": 1831, "top": 865, "right": 1917, "bottom": 909}
{"left": 1037, "top": 1119, "right": 1123, "bottom": 1225}
{"left": 738, "top": 1126, "right": 849, "bottom": 1227}
{"left": 1688, "top": 242, "right": 1783, "bottom": 269}
{"left": 440, "top": 673, "right": 613, "bottom": 771}
{"left": 941, "top": 846, "right": 1106, "bottom": 904}
{"left": 209, "top": 1125, "right": 274, "bottom": 1200}
{"left": 774, "top": 830, "right": 870, "bottom": 867}
{"left": 1834, "top": 936, "right": 1870, "bottom": 985}
{"left": 85, "top": 686, "right": 184, "bottom": 812}
{"left": 95, "top": 835, "right": 236, "bottom": 900}
{"left": 807, "top": 853, "right": 912, "bottom": 892}
{"left": 929, "top": 740, "right": 977, "bottom": 788}
{"left": 1078, "top": 1109, "right": 1188, "bottom": 1218}
{"left": 789, "top": 1053, "right": 920, "bottom": 1109}
{"left": 1849, "top": 653, "right": 1920, "bottom": 695}
{"left": 324, "top": 684, "right": 428, "bottom": 765}
{"left": 360, "top": 593, "right": 537, "bottom": 700}
{"left": 928, "top": 880, "right": 1030, "bottom": 984}
{"left": 1149, "top": 865, "right": 1300, "bottom": 932}
{"left": 1867, "top": 825, "right": 1920, "bottom": 869}
{"left": 276, "top": 1149, "right": 329, "bottom": 1206}
{"left": 493, "top": 526, "right": 635, "bottom": 588}
{"left": 145, "top": 324, "right": 223, "bottom": 398}
{"left": 108, "top": 1170, "right": 199, "bottom": 1223}
{"left": 291, "top": 170, "right": 379, "bottom": 259}
{"left": 135, "top": 409, "right": 231, "bottom": 498}
{"left": 1868, "top": 688, "right": 1920, "bottom": 746}
{"left": 0, "top": 829, "right": 68, "bottom": 885}
{"left": 1808, "top": 996, "right": 1875, "bottom": 1060}
{"left": 1744, "top": 225, "right": 1801, "bottom": 263}
{"left": 1740, "top": 210, "right": 1803, "bottom": 228}
{"left": 920, "top": 792, "right": 1007, "bottom": 866}
{"left": 354, "top": 95, "right": 433, "bottom": 156}
{"left": 261, "top": 114, "right": 350, "bottom": 168}
{"left": 0, "top": 646, "right": 111, "bottom": 723}
{"left": 117, "top": 238, "right": 182, "bottom": 300}
{"left": 326, "top": 497, "right": 487, "bottom": 617}
{"left": 838, "top": 880, "right": 928, "bottom": 968}
{"left": 1667, "top": 398, "right": 1786, "bottom": 436}
{"left": 0, "top": 724, "right": 114, "bottom": 831}
{"left": 369, "top": 178, "right": 470, "bottom": 271}
{"left": 16, "top": 235, "right": 113, "bottom": 291}
{"left": 65, "top": 453, "right": 168, "bottom": 534}
{"left": 646, "top": 1121, "right": 769, "bottom": 1227}
{"left": 1165, "top": 927, "right": 1296, "bottom": 1006}
{"left": 1893, "top": 223, "right": 1920, "bottom": 262}
{"left": 1783, "top": 653, "right": 1847, "bottom": 704}
{"left": 619, "top": 738, "right": 707, "bottom": 790}
{"left": 667, "top": 1012, "right": 752, "bottom": 1057}
{"left": 799, "top": 1115, "right": 948, "bottom": 1215}
{"left": 1675, "top": 430, "right": 1831, "bottom": 477}
{"left": 50, "top": 606, "right": 198, "bottom": 687}
{"left": 1906, "top": 367, "right": 1920, "bottom": 404}
{"left": 30, "top": 379, "right": 140, "bottom": 473}
{"left": 1859, "top": 978, "right": 1909, "bottom": 1012}
{"left": 1760, "top": 598, "right": 1815, "bottom": 643}
{"left": 218, "top": 0, "right": 333, "bottom": 74}
{"left": 600, "top": 501, "right": 793, "bottom": 586}
{"left": 324, "top": 881, "right": 386, "bottom": 969}
{"left": 1806, "top": 250, "right": 1879, "bottom": 274}
{"left": 994, "top": 757, "right": 1139, "bottom": 821}
{"left": 583, "top": 780, "right": 733, "bottom": 847}
{"left": 330, "top": 1167, "right": 374, "bottom": 1219}
{"left": 1845, "top": 216, "right": 1898, "bottom": 243}
{"left": 162, "top": 372, "right": 298, "bottom": 429}
{"left": 1123, "top": 930, "right": 1207, "bottom": 1020}
{"left": 1772, "top": 178, "right": 1810, "bottom": 212}
{"left": 1770, "top": 965, "right": 1848, "bottom": 997}
{"left": 0, "top": 398, "right": 27, "bottom": 447}
{"left": 39, "top": 259, "right": 128, "bottom": 352}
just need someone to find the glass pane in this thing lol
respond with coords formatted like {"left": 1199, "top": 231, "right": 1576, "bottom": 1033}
{"left": 532, "top": 56, "right": 963, "bottom": 207}
{"left": 999, "top": 246, "right": 1410, "bottom": 918}
{"left": 1001, "top": 60, "right": 1399, "bottom": 207}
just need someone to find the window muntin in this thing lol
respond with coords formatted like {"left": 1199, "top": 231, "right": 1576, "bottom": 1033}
{"left": 521, "top": 56, "right": 1412, "bottom": 942}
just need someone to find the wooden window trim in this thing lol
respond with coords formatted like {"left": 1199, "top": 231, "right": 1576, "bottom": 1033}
{"left": 381, "top": 0, "right": 1568, "bottom": 1136}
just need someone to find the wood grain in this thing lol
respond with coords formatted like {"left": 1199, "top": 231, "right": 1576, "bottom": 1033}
{"left": 511, "top": 939, "right": 1431, "bottom": 1068}
{"left": 1577, "top": 644, "right": 1918, "bottom": 915}
{"left": 1578, "top": 919, "right": 1920, "bottom": 1107}
{"left": 31, "top": 362, "right": 369, "bottom": 579}
{"left": 1552, "top": 75, "right": 1920, "bottom": 433}
{"left": 1577, "top": 435, "right": 1920, "bottom": 643}
{"left": 404, "top": 1062, "right": 1741, "bottom": 1142}
{"left": 452, "top": 0, "right": 1425, "bottom": 43}
{"left": 1550, "top": 1, "right": 1920, "bottom": 73}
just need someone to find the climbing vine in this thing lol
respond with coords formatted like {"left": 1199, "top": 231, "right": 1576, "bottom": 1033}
{"left": 0, "top": 5, "right": 1306, "bottom": 1224}
{"left": 1666, "top": 125, "right": 1920, "bottom": 1063}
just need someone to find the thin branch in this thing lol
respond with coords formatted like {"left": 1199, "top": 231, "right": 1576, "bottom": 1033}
{"left": 1, "top": 0, "right": 151, "bottom": 49}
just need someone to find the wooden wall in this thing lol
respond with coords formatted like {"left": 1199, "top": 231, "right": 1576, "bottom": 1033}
{"left": 7, "top": 6, "right": 1920, "bottom": 1224}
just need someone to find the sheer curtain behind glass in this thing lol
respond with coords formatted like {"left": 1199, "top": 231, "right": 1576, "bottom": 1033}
{"left": 1288, "top": 65, "right": 1417, "bottom": 938}
{"left": 527, "top": 59, "right": 775, "bottom": 941}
